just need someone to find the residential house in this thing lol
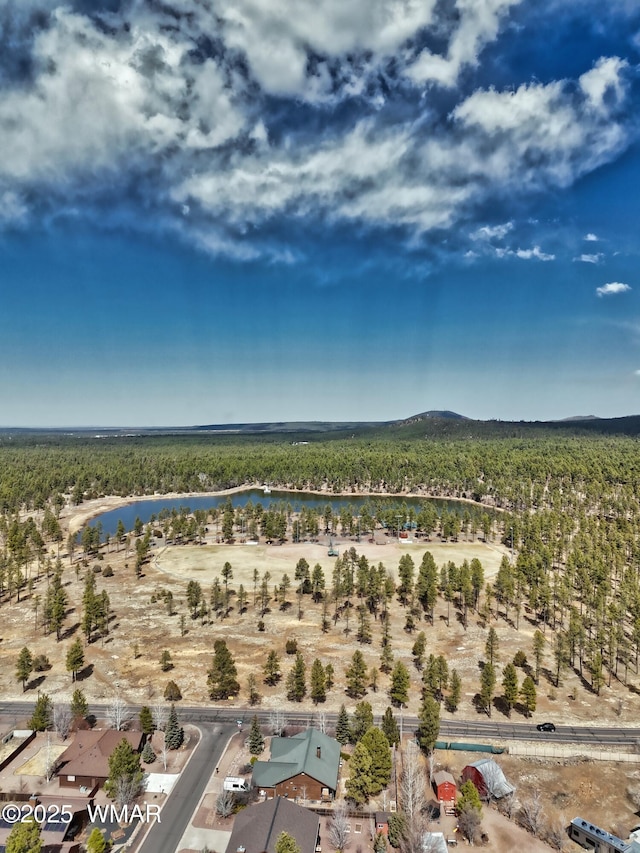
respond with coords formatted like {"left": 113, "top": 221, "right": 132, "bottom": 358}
{"left": 227, "top": 796, "right": 320, "bottom": 853}
{"left": 252, "top": 728, "right": 340, "bottom": 801}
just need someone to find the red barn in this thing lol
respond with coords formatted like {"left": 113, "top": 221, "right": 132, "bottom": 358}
{"left": 433, "top": 770, "right": 456, "bottom": 804}
{"left": 461, "top": 759, "right": 514, "bottom": 800}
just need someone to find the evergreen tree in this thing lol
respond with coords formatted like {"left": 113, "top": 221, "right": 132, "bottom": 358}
{"left": 335, "top": 704, "right": 351, "bottom": 745}
{"left": 416, "top": 694, "right": 440, "bottom": 753}
{"left": 360, "top": 727, "right": 392, "bottom": 794}
{"left": 412, "top": 632, "right": 426, "bottom": 669}
{"left": 532, "top": 630, "right": 545, "bottom": 684}
{"left": 286, "top": 653, "right": 306, "bottom": 701}
{"left": 207, "top": 640, "right": 240, "bottom": 699}
{"left": 275, "top": 831, "right": 301, "bottom": 853}
{"left": 485, "top": 627, "right": 499, "bottom": 666}
{"left": 29, "top": 693, "right": 52, "bottom": 732}
{"left": 16, "top": 647, "right": 33, "bottom": 692}
{"left": 165, "top": 704, "right": 184, "bottom": 749}
{"left": 350, "top": 701, "right": 374, "bottom": 744}
{"left": 310, "top": 659, "right": 326, "bottom": 704}
{"left": 104, "top": 738, "right": 144, "bottom": 805}
{"left": 248, "top": 715, "right": 265, "bottom": 755}
{"left": 447, "top": 670, "right": 462, "bottom": 713}
{"left": 6, "top": 817, "right": 42, "bottom": 853}
{"left": 164, "top": 680, "right": 182, "bottom": 701}
{"left": 247, "top": 673, "right": 261, "bottom": 706}
{"left": 502, "top": 663, "right": 519, "bottom": 716}
{"left": 389, "top": 660, "right": 410, "bottom": 707}
{"left": 159, "top": 650, "right": 173, "bottom": 672}
{"left": 381, "top": 706, "right": 400, "bottom": 747}
{"left": 85, "top": 826, "right": 107, "bottom": 853}
{"left": 141, "top": 741, "right": 156, "bottom": 764}
{"left": 457, "top": 779, "right": 483, "bottom": 815}
{"left": 65, "top": 638, "right": 85, "bottom": 682}
{"left": 345, "top": 650, "right": 368, "bottom": 699}
{"left": 263, "top": 649, "right": 281, "bottom": 686}
{"left": 139, "top": 706, "right": 154, "bottom": 735}
{"left": 480, "top": 662, "right": 496, "bottom": 717}
{"left": 520, "top": 675, "right": 537, "bottom": 717}
{"left": 324, "top": 663, "right": 334, "bottom": 690}
{"left": 70, "top": 688, "right": 88, "bottom": 720}
{"left": 345, "top": 741, "right": 373, "bottom": 804}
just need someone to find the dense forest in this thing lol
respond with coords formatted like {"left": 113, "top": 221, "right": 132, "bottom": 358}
{"left": 1, "top": 423, "right": 640, "bottom": 703}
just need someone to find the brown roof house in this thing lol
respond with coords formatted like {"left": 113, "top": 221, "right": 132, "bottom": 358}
{"left": 227, "top": 797, "right": 320, "bottom": 853}
{"left": 57, "top": 730, "right": 144, "bottom": 791}
{"left": 252, "top": 729, "right": 340, "bottom": 802}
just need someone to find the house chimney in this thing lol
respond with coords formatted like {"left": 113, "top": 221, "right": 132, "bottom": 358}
{"left": 316, "top": 746, "right": 321, "bottom": 759}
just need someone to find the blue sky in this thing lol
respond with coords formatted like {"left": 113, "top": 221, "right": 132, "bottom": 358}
{"left": 1, "top": 0, "right": 640, "bottom": 426}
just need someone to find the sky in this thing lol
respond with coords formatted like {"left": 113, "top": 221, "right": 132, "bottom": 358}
{"left": 1, "top": 0, "right": 640, "bottom": 426}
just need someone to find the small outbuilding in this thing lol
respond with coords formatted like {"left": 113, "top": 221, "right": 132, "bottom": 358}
{"left": 433, "top": 770, "right": 456, "bottom": 804}
{"left": 461, "top": 758, "right": 514, "bottom": 800}
{"left": 375, "top": 812, "right": 391, "bottom": 836}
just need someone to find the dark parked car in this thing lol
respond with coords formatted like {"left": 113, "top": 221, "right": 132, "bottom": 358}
{"left": 536, "top": 722, "right": 556, "bottom": 732}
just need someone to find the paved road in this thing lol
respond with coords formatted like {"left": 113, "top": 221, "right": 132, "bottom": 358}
{"left": 137, "top": 722, "right": 235, "bottom": 853}
{"left": 1, "top": 701, "right": 640, "bottom": 745}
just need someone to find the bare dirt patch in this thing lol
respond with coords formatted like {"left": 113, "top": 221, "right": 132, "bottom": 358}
{"left": 15, "top": 744, "right": 67, "bottom": 776}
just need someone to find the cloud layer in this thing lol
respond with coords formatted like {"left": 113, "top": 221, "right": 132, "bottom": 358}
{"left": 0, "top": 0, "right": 637, "bottom": 258}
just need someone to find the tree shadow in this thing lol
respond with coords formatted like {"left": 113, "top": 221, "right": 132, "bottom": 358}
{"left": 76, "top": 664, "right": 94, "bottom": 682}
{"left": 492, "top": 696, "right": 512, "bottom": 718}
{"left": 60, "top": 622, "right": 81, "bottom": 641}
{"left": 28, "top": 675, "right": 46, "bottom": 691}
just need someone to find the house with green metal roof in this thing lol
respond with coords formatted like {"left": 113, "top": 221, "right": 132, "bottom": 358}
{"left": 252, "top": 728, "right": 340, "bottom": 802}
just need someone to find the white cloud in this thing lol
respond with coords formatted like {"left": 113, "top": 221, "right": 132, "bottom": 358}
{"left": 406, "top": 0, "right": 520, "bottom": 88}
{"left": 634, "top": 369, "right": 640, "bottom": 377}
{"left": 574, "top": 253, "right": 603, "bottom": 263}
{"left": 471, "top": 222, "right": 514, "bottom": 240}
{"left": 584, "top": 233, "right": 599, "bottom": 241}
{"left": 597, "top": 281, "right": 631, "bottom": 296}
{"left": 515, "top": 246, "right": 555, "bottom": 261}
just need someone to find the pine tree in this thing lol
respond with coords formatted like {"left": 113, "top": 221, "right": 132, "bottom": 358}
{"left": 532, "top": 630, "right": 545, "bottom": 684}
{"left": 416, "top": 694, "right": 440, "bottom": 753}
{"left": 381, "top": 707, "right": 400, "bottom": 747}
{"left": 207, "top": 640, "right": 240, "bottom": 700}
{"left": 335, "top": 704, "right": 351, "bottom": 745}
{"left": 66, "top": 638, "right": 85, "bottom": 682}
{"left": 389, "top": 660, "right": 410, "bottom": 707}
{"left": 104, "top": 738, "right": 144, "bottom": 804}
{"left": 247, "top": 673, "right": 261, "bottom": 706}
{"left": 70, "top": 688, "right": 88, "bottom": 720}
{"left": 159, "top": 650, "right": 172, "bottom": 672}
{"left": 520, "top": 675, "right": 537, "bottom": 717}
{"left": 346, "top": 650, "right": 367, "bottom": 698}
{"left": 345, "top": 741, "right": 373, "bottom": 804}
{"left": 141, "top": 741, "right": 156, "bottom": 764}
{"left": 275, "top": 831, "right": 301, "bottom": 853}
{"left": 285, "top": 653, "right": 306, "bottom": 701}
{"left": 164, "top": 680, "right": 182, "bottom": 701}
{"left": 412, "top": 632, "right": 426, "bottom": 669}
{"left": 447, "top": 670, "right": 462, "bottom": 713}
{"left": 502, "top": 663, "right": 519, "bottom": 716}
{"left": 485, "top": 627, "right": 499, "bottom": 666}
{"left": 360, "top": 727, "right": 392, "bottom": 794}
{"left": 6, "top": 817, "right": 42, "bottom": 853}
{"left": 480, "top": 662, "right": 496, "bottom": 717}
{"left": 457, "top": 779, "right": 483, "bottom": 815}
{"left": 29, "top": 693, "right": 52, "bottom": 732}
{"left": 310, "top": 659, "right": 326, "bottom": 704}
{"left": 16, "top": 646, "right": 33, "bottom": 692}
{"left": 263, "top": 649, "right": 281, "bottom": 686}
{"left": 85, "top": 826, "right": 107, "bottom": 853}
{"left": 324, "top": 663, "right": 334, "bottom": 690}
{"left": 350, "top": 701, "right": 374, "bottom": 744}
{"left": 139, "top": 706, "right": 154, "bottom": 735}
{"left": 165, "top": 704, "right": 184, "bottom": 749}
{"left": 248, "top": 715, "right": 265, "bottom": 755}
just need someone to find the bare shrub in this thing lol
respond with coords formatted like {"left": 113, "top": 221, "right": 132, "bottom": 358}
{"left": 458, "top": 806, "right": 482, "bottom": 844}
{"left": 216, "top": 790, "right": 234, "bottom": 818}
{"left": 546, "top": 813, "right": 568, "bottom": 851}
{"left": 329, "top": 801, "right": 351, "bottom": 851}
{"left": 518, "top": 791, "right": 545, "bottom": 837}
{"left": 52, "top": 704, "right": 73, "bottom": 740}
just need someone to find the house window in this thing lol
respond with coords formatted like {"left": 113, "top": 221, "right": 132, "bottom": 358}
{"left": 67, "top": 775, "right": 76, "bottom": 782}
{"left": 355, "top": 824, "right": 362, "bottom": 834}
